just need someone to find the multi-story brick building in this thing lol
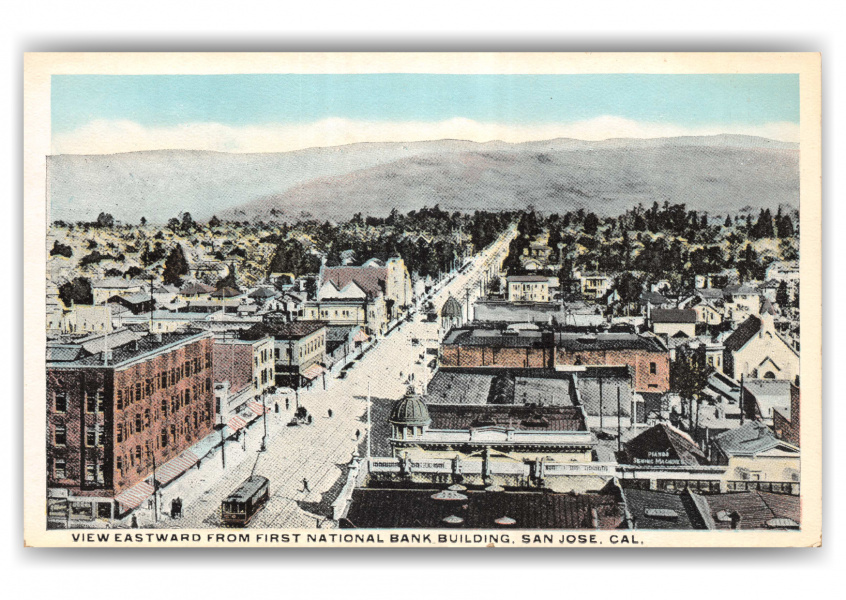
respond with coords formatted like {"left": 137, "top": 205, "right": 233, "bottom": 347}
{"left": 212, "top": 332, "right": 275, "bottom": 422}
{"left": 46, "top": 329, "right": 216, "bottom": 526}
{"left": 440, "top": 324, "right": 670, "bottom": 393}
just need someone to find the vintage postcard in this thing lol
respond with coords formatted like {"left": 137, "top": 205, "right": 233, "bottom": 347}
{"left": 23, "top": 52, "right": 821, "bottom": 548}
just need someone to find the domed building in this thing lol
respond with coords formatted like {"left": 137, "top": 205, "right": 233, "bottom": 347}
{"left": 389, "top": 386, "right": 431, "bottom": 443}
{"left": 440, "top": 295, "right": 464, "bottom": 332}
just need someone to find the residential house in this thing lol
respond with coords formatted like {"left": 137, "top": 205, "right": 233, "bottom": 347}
{"left": 506, "top": 275, "right": 550, "bottom": 302}
{"left": 91, "top": 278, "right": 143, "bottom": 305}
{"left": 651, "top": 308, "right": 697, "bottom": 339}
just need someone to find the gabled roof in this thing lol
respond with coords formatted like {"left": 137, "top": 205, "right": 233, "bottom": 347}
{"left": 321, "top": 265, "right": 387, "bottom": 299}
{"left": 249, "top": 287, "right": 278, "bottom": 299}
{"left": 640, "top": 291, "right": 670, "bottom": 305}
{"left": 623, "top": 423, "right": 707, "bottom": 466}
{"left": 180, "top": 282, "right": 214, "bottom": 295}
{"left": 713, "top": 421, "right": 798, "bottom": 456}
{"left": 621, "top": 489, "right": 712, "bottom": 530}
{"left": 723, "top": 315, "right": 762, "bottom": 353}
{"left": 210, "top": 286, "right": 241, "bottom": 298}
{"left": 652, "top": 308, "right": 697, "bottom": 324}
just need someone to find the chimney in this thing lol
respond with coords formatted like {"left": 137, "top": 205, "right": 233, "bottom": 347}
{"left": 730, "top": 511, "right": 742, "bottom": 530}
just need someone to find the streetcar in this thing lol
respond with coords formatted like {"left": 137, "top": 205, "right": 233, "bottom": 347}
{"left": 221, "top": 475, "right": 270, "bottom": 527}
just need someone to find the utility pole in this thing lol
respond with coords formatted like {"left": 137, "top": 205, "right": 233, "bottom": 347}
{"left": 149, "top": 275, "right": 155, "bottom": 333}
{"left": 366, "top": 378, "right": 372, "bottom": 463}
{"left": 599, "top": 377, "right": 604, "bottom": 432}
{"left": 261, "top": 394, "right": 267, "bottom": 452}
{"left": 220, "top": 427, "right": 226, "bottom": 468}
{"left": 151, "top": 451, "right": 158, "bottom": 523}
{"left": 617, "top": 386, "right": 622, "bottom": 454}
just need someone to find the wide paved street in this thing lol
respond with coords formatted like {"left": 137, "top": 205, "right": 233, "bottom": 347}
{"left": 134, "top": 226, "right": 515, "bottom": 529}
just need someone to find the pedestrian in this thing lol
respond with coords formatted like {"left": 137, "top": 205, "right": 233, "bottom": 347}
{"left": 286, "top": 398, "right": 290, "bottom": 410}
{"left": 275, "top": 402, "right": 279, "bottom": 413}
{"left": 302, "top": 478, "right": 310, "bottom": 493}
{"left": 328, "top": 408, "right": 333, "bottom": 418}
{"left": 355, "top": 429, "right": 361, "bottom": 440}
{"left": 131, "top": 515, "right": 138, "bottom": 529}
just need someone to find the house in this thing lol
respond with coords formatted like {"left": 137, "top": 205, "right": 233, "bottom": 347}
{"left": 61, "top": 305, "right": 113, "bottom": 334}
{"left": 473, "top": 298, "right": 605, "bottom": 327}
{"left": 178, "top": 281, "right": 214, "bottom": 302}
{"left": 575, "top": 271, "right": 613, "bottom": 300}
{"left": 722, "top": 314, "right": 799, "bottom": 382}
{"left": 711, "top": 421, "right": 800, "bottom": 493}
{"left": 622, "top": 423, "right": 708, "bottom": 467}
{"left": 108, "top": 291, "right": 155, "bottom": 315}
{"left": 91, "top": 278, "right": 144, "bottom": 305}
{"left": 506, "top": 275, "right": 550, "bottom": 302}
{"left": 723, "top": 284, "right": 762, "bottom": 324}
{"left": 651, "top": 308, "right": 697, "bottom": 338}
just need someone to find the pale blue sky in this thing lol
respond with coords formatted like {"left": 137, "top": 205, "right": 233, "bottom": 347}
{"left": 52, "top": 73, "right": 799, "bottom": 133}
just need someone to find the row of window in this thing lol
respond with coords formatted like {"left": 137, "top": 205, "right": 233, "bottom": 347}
{"left": 115, "top": 353, "right": 211, "bottom": 410}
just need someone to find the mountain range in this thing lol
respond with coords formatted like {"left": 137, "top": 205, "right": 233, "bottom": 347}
{"left": 47, "top": 135, "right": 799, "bottom": 224}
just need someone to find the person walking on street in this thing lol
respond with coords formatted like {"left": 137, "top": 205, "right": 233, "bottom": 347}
{"left": 131, "top": 515, "right": 138, "bottom": 529}
{"left": 328, "top": 408, "right": 333, "bottom": 418}
{"left": 302, "top": 478, "right": 310, "bottom": 493}
{"left": 355, "top": 429, "right": 361, "bottom": 440}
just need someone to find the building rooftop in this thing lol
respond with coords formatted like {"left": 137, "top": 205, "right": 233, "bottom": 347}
{"left": 47, "top": 329, "right": 210, "bottom": 369}
{"left": 507, "top": 275, "right": 549, "bottom": 283}
{"left": 704, "top": 491, "right": 800, "bottom": 530}
{"left": 622, "top": 489, "right": 712, "bottom": 530}
{"left": 622, "top": 423, "right": 707, "bottom": 466}
{"left": 241, "top": 319, "right": 328, "bottom": 341}
{"left": 713, "top": 421, "right": 798, "bottom": 457}
{"left": 651, "top": 308, "right": 697, "bottom": 324}
{"left": 427, "top": 404, "right": 587, "bottom": 432}
{"left": 342, "top": 487, "right": 624, "bottom": 529}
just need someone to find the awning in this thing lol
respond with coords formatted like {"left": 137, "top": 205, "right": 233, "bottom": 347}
{"left": 352, "top": 330, "right": 370, "bottom": 343}
{"left": 302, "top": 364, "right": 327, "bottom": 381}
{"left": 248, "top": 400, "right": 268, "bottom": 416}
{"left": 155, "top": 450, "right": 199, "bottom": 486}
{"left": 228, "top": 415, "right": 248, "bottom": 431}
{"left": 115, "top": 479, "right": 155, "bottom": 512}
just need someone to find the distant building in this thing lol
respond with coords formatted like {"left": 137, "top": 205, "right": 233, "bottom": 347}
{"left": 439, "top": 324, "right": 670, "bottom": 393}
{"left": 320, "top": 257, "right": 412, "bottom": 321}
{"left": 212, "top": 332, "right": 275, "bottom": 421}
{"left": 439, "top": 295, "right": 464, "bottom": 332}
{"left": 304, "top": 279, "right": 388, "bottom": 335}
{"left": 722, "top": 314, "right": 799, "bottom": 382}
{"left": 703, "top": 491, "right": 800, "bottom": 530}
{"left": 772, "top": 384, "right": 800, "bottom": 447}
{"left": 574, "top": 271, "right": 612, "bottom": 300}
{"left": 46, "top": 329, "right": 216, "bottom": 525}
{"left": 651, "top": 308, "right": 697, "bottom": 338}
{"left": 506, "top": 275, "right": 550, "bottom": 302}
{"left": 91, "top": 278, "right": 143, "bottom": 305}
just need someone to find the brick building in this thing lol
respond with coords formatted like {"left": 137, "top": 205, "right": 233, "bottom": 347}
{"left": 46, "top": 329, "right": 216, "bottom": 525}
{"left": 440, "top": 324, "right": 669, "bottom": 393}
{"left": 212, "top": 332, "right": 275, "bottom": 421}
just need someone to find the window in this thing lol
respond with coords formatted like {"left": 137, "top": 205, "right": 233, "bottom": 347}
{"left": 650, "top": 362, "right": 657, "bottom": 375}
{"left": 135, "top": 414, "right": 143, "bottom": 433}
{"left": 86, "top": 392, "right": 96, "bottom": 414}
{"left": 54, "top": 458, "right": 67, "bottom": 479}
{"left": 135, "top": 445, "right": 142, "bottom": 464}
{"left": 116, "top": 456, "right": 124, "bottom": 477}
{"left": 86, "top": 427, "right": 97, "bottom": 447}
{"left": 54, "top": 425, "right": 66, "bottom": 446}
{"left": 161, "top": 429, "right": 168, "bottom": 448}
{"left": 116, "top": 423, "right": 124, "bottom": 443}
{"left": 135, "top": 382, "right": 143, "bottom": 402}
{"left": 54, "top": 392, "right": 67, "bottom": 413}
{"left": 85, "top": 463, "right": 97, "bottom": 482}
{"left": 116, "top": 390, "right": 124, "bottom": 410}
{"left": 161, "top": 398, "right": 168, "bottom": 418}
{"left": 144, "top": 408, "right": 151, "bottom": 427}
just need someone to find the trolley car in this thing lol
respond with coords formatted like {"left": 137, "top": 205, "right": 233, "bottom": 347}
{"left": 221, "top": 475, "right": 270, "bottom": 527}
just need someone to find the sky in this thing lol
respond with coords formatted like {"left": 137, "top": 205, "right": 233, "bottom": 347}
{"left": 51, "top": 74, "right": 800, "bottom": 154}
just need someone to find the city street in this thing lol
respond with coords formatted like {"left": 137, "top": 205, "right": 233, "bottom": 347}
{"left": 131, "top": 225, "right": 516, "bottom": 529}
